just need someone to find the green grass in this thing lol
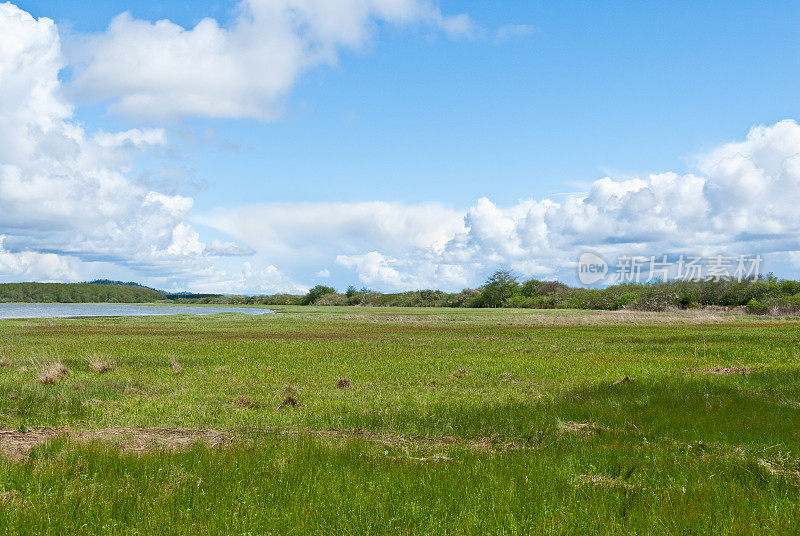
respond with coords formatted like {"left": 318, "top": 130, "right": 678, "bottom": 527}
{"left": 0, "top": 307, "right": 798, "bottom": 534}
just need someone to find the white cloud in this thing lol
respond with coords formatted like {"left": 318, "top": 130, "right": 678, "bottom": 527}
{"left": 315, "top": 269, "right": 330, "bottom": 278}
{"left": 2, "top": 3, "right": 798, "bottom": 294}
{"left": 0, "top": 235, "right": 80, "bottom": 281}
{"left": 236, "top": 262, "right": 308, "bottom": 294}
{"left": 205, "top": 240, "right": 256, "bottom": 257}
{"left": 93, "top": 128, "right": 167, "bottom": 149}
{"left": 0, "top": 3, "right": 267, "bottom": 291}
{"left": 336, "top": 251, "right": 467, "bottom": 290}
{"left": 201, "top": 120, "right": 800, "bottom": 290}
{"left": 69, "top": 0, "right": 475, "bottom": 120}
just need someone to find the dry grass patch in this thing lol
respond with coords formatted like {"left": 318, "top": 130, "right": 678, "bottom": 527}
{"left": 169, "top": 355, "right": 183, "bottom": 375}
{"left": 0, "top": 428, "right": 231, "bottom": 461}
{"left": 688, "top": 366, "right": 752, "bottom": 375}
{"left": 558, "top": 421, "right": 604, "bottom": 437}
{"left": 759, "top": 452, "right": 800, "bottom": 482}
{"left": 0, "top": 490, "right": 21, "bottom": 504}
{"left": 577, "top": 473, "right": 636, "bottom": 489}
{"left": 235, "top": 395, "right": 265, "bottom": 409}
{"left": 0, "top": 357, "right": 10, "bottom": 368}
{"left": 451, "top": 368, "right": 469, "bottom": 379}
{"left": 87, "top": 355, "right": 116, "bottom": 374}
{"left": 279, "top": 385, "right": 300, "bottom": 408}
{"left": 336, "top": 377, "right": 352, "bottom": 389}
{"left": 37, "top": 362, "right": 70, "bottom": 385}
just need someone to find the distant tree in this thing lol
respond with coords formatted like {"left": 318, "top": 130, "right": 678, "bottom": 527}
{"left": 479, "top": 270, "right": 520, "bottom": 307}
{"left": 520, "top": 279, "right": 545, "bottom": 297}
{"left": 538, "top": 281, "right": 569, "bottom": 295}
{"left": 301, "top": 285, "right": 336, "bottom": 305}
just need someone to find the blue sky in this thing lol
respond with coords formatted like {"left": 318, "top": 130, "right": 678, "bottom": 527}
{"left": 1, "top": 1, "right": 799, "bottom": 292}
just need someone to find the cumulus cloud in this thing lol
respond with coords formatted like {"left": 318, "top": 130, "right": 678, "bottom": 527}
{"left": 200, "top": 120, "right": 800, "bottom": 290}
{"left": 2, "top": 3, "right": 798, "bottom": 294}
{"left": 195, "top": 200, "right": 466, "bottom": 288}
{"left": 0, "top": 3, "right": 272, "bottom": 291}
{"left": 69, "top": 0, "right": 475, "bottom": 120}
{"left": 336, "top": 251, "right": 467, "bottom": 290}
{"left": 0, "top": 235, "right": 80, "bottom": 281}
{"left": 187, "top": 262, "right": 308, "bottom": 294}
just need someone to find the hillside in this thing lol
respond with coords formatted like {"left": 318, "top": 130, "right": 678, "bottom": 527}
{"left": 0, "top": 282, "right": 167, "bottom": 303}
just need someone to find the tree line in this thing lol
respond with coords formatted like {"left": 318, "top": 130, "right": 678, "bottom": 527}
{"left": 173, "top": 270, "right": 800, "bottom": 315}
{"left": 0, "top": 282, "right": 167, "bottom": 303}
{"left": 2, "top": 273, "right": 798, "bottom": 314}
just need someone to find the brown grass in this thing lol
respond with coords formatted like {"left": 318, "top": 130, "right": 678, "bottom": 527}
{"left": 0, "top": 428, "right": 231, "bottom": 461}
{"left": 577, "top": 474, "right": 636, "bottom": 489}
{"left": 451, "top": 368, "right": 469, "bottom": 378}
{"left": 0, "top": 490, "right": 21, "bottom": 504}
{"left": 87, "top": 355, "right": 116, "bottom": 374}
{"left": 0, "top": 357, "right": 10, "bottom": 368}
{"left": 687, "top": 366, "right": 752, "bottom": 375}
{"left": 235, "top": 395, "right": 264, "bottom": 409}
{"left": 279, "top": 385, "right": 300, "bottom": 408}
{"left": 336, "top": 377, "right": 352, "bottom": 389}
{"left": 37, "top": 362, "right": 70, "bottom": 385}
{"left": 558, "top": 421, "right": 604, "bottom": 436}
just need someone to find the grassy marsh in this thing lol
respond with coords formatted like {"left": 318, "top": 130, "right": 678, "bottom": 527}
{"left": 0, "top": 307, "right": 798, "bottom": 533}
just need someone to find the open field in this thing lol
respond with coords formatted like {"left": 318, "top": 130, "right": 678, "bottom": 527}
{"left": 0, "top": 307, "right": 798, "bottom": 534}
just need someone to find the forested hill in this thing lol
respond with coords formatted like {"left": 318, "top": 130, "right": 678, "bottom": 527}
{"left": 0, "top": 282, "right": 167, "bottom": 303}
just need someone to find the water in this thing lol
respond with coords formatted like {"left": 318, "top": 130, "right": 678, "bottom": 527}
{"left": 0, "top": 303, "right": 275, "bottom": 319}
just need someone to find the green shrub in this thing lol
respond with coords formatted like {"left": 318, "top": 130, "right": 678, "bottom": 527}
{"left": 746, "top": 299, "right": 769, "bottom": 315}
{"left": 315, "top": 293, "right": 347, "bottom": 306}
{"left": 301, "top": 285, "right": 337, "bottom": 305}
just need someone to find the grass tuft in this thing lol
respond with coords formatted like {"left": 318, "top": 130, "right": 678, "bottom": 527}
{"left": 169, "top": 355, "right": 183, "bottom": 375}
{"left": 336, "top": 377, "right": 352, "bottom": 389}
{"left": 37, "top": 362, "right": 70, "bottom": 385}
{"left": 236, "top": 395, "right": 264, "bottom": 409}
{"left": 87, "top": 355, "right": 116, "bottom": 374}
{"left": 280, "top": 385, "right": 300, "bottom": 408}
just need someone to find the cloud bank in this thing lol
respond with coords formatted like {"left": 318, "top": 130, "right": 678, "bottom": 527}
{"left": 202, "top": 120, "right": 800, "bottom": 290}
{"left": 0, "top": 3, "right": 287, "bottom": 290}
{"left": 70, "top": 0, "right": 475, "bottom": 121}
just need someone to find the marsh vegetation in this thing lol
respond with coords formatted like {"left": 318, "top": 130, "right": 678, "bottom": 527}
{"left": 0, "top": 307, "right": 797, "bottom": 533}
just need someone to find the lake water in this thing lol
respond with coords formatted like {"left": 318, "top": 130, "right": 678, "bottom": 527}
{"left": 0, "top": 303, "right": 275, "bottom": 319}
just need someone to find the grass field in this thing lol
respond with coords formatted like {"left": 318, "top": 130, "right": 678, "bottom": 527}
{"left": 0, "top": 307, "right": 798, "bottom": 534}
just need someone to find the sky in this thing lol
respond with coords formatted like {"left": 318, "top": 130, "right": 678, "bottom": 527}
{"left": 0, "top": 0, "right": 798, "bottom": 293}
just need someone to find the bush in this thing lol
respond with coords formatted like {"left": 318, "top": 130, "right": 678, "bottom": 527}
{"left": 315, "top": 293, "right": 347, "bottom": 306}
{"left": 477, "top": 270, "right": 520, "bottom": 307}
{"left": 504, "top": 295, "right": 546, "bottom": 308}
{"left": 301, "top": 285, "right": 336, "bottom": 305}
{"left": 520, "top": 279, "right": 545, "bottom": 297}
{"left": 746, "top": 299, "right": 769, "bottom": 315}
{"left": 612, "top": 292, "right": 638, "bottom": 310}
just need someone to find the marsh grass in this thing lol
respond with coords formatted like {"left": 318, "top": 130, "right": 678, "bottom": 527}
{"left": 0, "top": 307, "right": 797, "bottom": 533}
{"left": 0, "top": 434, "right": 797, "bottom": 535}
{"left": 87, "top": 355, "right": 116, "bottom": 374}
{"left": 169, "top": 355, "right": 183, "bottom": 375}
{"left": 35, "top": 361, "right": 69, "bottom": 385}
